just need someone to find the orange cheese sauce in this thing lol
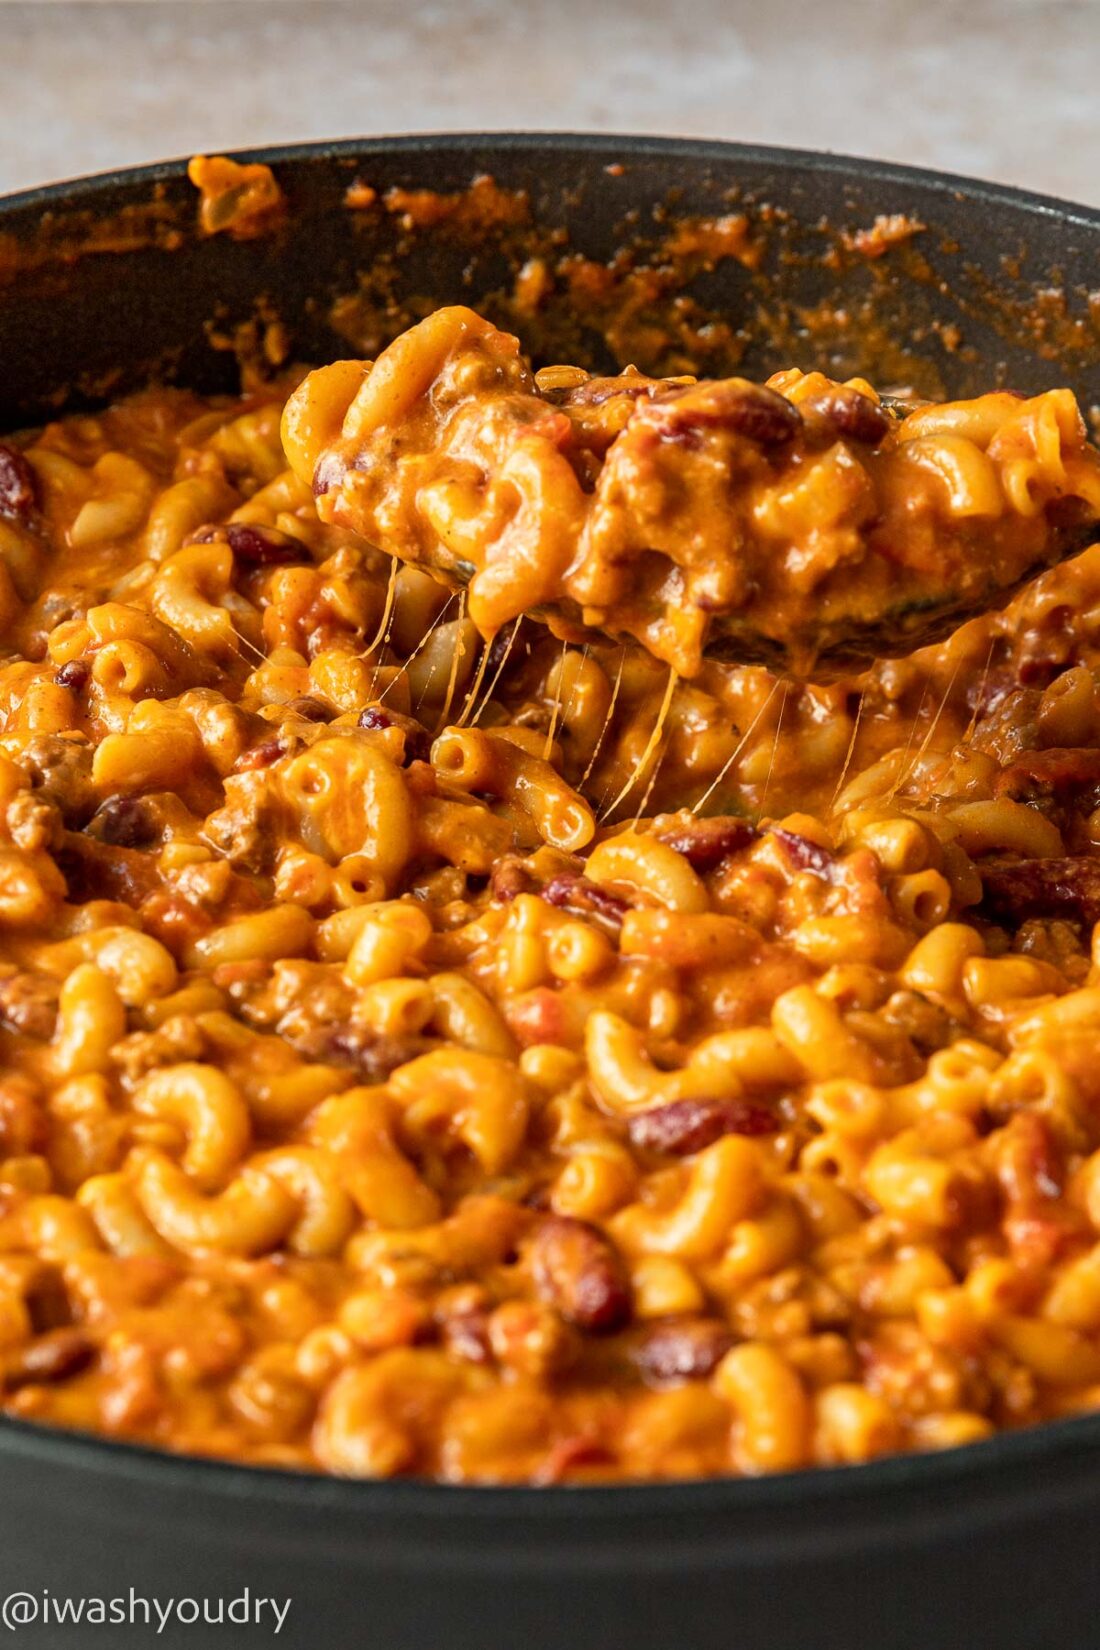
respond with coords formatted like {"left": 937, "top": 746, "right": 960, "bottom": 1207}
{"left": 0, "top": 371, "right": 1099, "bottom": 1481}
{"left": 288, "top": 305, "right": 1100, "bottom": 677}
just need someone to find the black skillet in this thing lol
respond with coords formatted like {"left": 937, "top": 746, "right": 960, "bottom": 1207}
{"left": 0, "top": 136, "right": 1098, "bottom": 1650}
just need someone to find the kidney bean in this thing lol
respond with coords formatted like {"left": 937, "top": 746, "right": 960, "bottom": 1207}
{"left": 771, "top": 827, "right": 836, "bottom": 877}
{"left": 802, "top": 386, "right": 892, "bottom": 447}
{"left": 90, "top": 795, "right": 161, "bottom": 849}
{"left": 5, "top": 1328, "right": 94, "bottom": 1388}
{"left": 631, "top": 1317, "right": 734, "bottom": 1385}
{"left": 233, "top": 522, "right": 313, "bottom": 565}
{"left": 530, "top": 1215, "right": 631, "bottom": 1333}
{"left": 542, "top": 873, "right": 628, "bottom": 926}
{"left": 0, "top": 443, "right": 39, "bottom": 524}
{"left": 484, "top": 619, "right": 534, "bottom": 678}
{"left": 234, "top": 735, "right": 286, "bottom": 772}
{"left": 23, "top": 1267, "right": 74, "bottom": 1334}
{"left": 358, "top": 706, "right": 432, "bottom": 765}
{"left": 54, "top": 658, "right": 91, "bottom": 694}
{"left": 652, "top": 382, "right": 802, "bottom": 450}
{"left": 292, "top": 1025, "right": 436, "bottom": 1083}
{"left": 627, "top": 1097, "right": 779, "bottom": 1156}
{"left": 656, "top": 815, "right": 757, "bottom": 872}
{"left": 719, "top": 383, "right": 803, "bottom": 447}
{"left": 192, "top": 522, "right": 310, "bottom": 566}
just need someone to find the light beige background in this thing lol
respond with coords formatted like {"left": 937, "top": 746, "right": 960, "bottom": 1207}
{"left": 1, "top": 0, "right": 1098, "bottom": 205}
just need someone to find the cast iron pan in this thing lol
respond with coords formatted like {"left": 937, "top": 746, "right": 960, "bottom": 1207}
{"left": 0, "top": 136, "right": 1099, "bottom": 1650}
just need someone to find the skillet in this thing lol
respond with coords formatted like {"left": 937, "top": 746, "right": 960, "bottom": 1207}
{"left": 0, "top": 135, "right": 1099, "bottom": 1650}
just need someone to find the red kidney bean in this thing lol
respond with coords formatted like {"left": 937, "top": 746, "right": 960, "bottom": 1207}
{"left": 530, "top": 1215, "right": 631, "bottom": 1333}
{"left": 90, "top": 795, "right": 161, "bottom": 849}
{"left": 233, "top": 736, "right": 286, "bottom": 772}
{"left": 5, "top": 1328, "right": 94, "bottom": 1388}
{"left": 656, "top": 816, "right": 757, "bottom": 872}
{"left": 358, "top": 706, "right": 432, "bottom": 765}
{"left": 228, "top": 522, "right": 312, "bottom": 565}
{"left": 358, "top": 707, "right": 392, "bottom": 730}
{"left": 631, "top": 1317, "right": 735, "bottom": 1384}
{"left": 802, "top": 386, "right": 892, "bottom": 447}
{"left": 192, "top": 522, "right": 311, "bottom": 566}
{"left": 0, "top": 443, "right": 39, "bottom": 525}
{"left": 771, "top": 827, "right": 836, "bottom": 877}
{"left": 542, "top": 873, "right": 628, "bottom": 926}
{"left": 291, "top": 1025, "right": 435, "bottom": 1083}
{"left": 651, "top": 382, "right": 802, "bottom": 450}
{"left": 627, "top": 1098, "right": 779, "bottom": 1156}
{"left": 54, "top": 658, "right": 91, "bottom": 694}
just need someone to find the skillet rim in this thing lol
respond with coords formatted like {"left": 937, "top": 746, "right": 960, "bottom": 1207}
{"left": 4, "top": 130, "right": 1100, "bottom": 1516}
{"left": 7, "top": 129, "right": 1100, "bottom": 232}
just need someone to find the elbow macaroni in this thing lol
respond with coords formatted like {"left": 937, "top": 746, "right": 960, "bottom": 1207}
{"left": 0, "top": 341, "right": 1099, "bottom": 1486}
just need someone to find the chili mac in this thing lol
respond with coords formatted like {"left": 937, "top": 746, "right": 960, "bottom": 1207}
{"left": 287, "top": 305, "right": 1100, "bottom": 677}
{"left": 0, "top": 341, "right": 1100, "bottom": 1480}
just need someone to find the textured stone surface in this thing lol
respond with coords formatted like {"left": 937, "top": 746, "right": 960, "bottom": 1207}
{"left": 3, "top": 0, "right": 1099, "bottom": 205}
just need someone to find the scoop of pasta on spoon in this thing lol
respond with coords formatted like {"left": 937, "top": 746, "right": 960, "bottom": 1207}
{"left": 283, "top": 305, "right": 1100, "bottom": 680}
